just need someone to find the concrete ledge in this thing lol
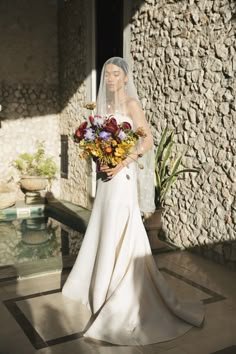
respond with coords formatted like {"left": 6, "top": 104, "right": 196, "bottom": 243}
{"left": 0, "top": 199, "right": 91, "bottom": 233}
{"left": 45, "top": 200, "right": 91, "bottom": 233}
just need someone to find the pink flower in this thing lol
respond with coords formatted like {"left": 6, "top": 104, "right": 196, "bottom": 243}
{"left": 121, "top": 121, "right": 132, "bottom": 130}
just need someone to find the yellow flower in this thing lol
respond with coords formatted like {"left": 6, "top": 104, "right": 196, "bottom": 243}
{"left": 90, "top": 150, "right": 99, "bottom": 157}
{"left": 83, "top": 102, "right": 96, "bottom": 110}
{"left": 79, "top": 140, "right": 86, "bottom": 148}
{"left": 111, "top": 139, "right": 118, "bottom": 147}
{"left": 114, "top": 147, "right": 126, "bottom": 157}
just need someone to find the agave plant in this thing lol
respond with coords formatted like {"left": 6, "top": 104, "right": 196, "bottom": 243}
{"left": 155, "top": 127, "right": 198, "bottom": 208}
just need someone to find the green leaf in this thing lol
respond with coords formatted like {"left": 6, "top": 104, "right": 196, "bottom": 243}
{"left": 12, "top": 141, "right": 57, "bottom": 178}
{"left": 159, "top": 141, "right": 174, "bottom": 182}
{"left": 155, "top": 127, "right": 168, "bottom": 164}
{"left": 154, "top": 127, "right": 199, "bottom": 208}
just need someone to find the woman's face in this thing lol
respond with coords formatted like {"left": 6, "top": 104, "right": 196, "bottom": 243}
{"left": 104, "top": 63, "right": 127, "bottom": 93}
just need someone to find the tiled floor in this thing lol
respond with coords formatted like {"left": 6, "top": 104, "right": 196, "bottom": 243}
{"left": 0, "top": 250, "right": 236, "bottom": 354}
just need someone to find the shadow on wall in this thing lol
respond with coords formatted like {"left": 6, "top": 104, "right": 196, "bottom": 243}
{"left": 1, "top": 0, "right": 236, "bottom": 121}
{"left": 188, "top": 240, "right": 236, "bottom": 272}
{"left": 159, "top": 228, "right": 236, "bottom": 271}
{"left": 0, "top": 0, "right": 145, "bottom": 122}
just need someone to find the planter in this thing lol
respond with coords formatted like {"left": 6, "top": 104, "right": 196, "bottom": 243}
{"left": 20, "top": 176, "right": 48, "bottom": 192}
{"left": 144, "top": 207, "right": 167, "bottom": 250}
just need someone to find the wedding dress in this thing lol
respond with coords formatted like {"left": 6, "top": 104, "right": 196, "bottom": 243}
{"left": 62, "top": 114, "right": 204, "bottom": 346}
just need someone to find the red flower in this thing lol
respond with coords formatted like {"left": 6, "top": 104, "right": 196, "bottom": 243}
{"left": 78, "top": 121, "right": 88, "bottom": 131}
{"left": 121, "top": 121, "right": 132, "bottom": 130}
{"left": 89, "top": 116, "right": 94, "bottom": 124}
{"left": 104, "top": 117, "right": 120, "bottom": 135}
{"left": 74, "top": 121, "right": 88, "bottom": 141}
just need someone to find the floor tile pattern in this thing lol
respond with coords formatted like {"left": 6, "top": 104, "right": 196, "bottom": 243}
{"left": 0, "top": 251, "right": 235, "bottom": 354}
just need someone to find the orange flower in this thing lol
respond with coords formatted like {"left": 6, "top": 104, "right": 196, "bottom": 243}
{"left": 104, "top": 146, "right": 113, "bottom": 154}
{"left": 95, "top": 138, "right": 100, "bottom": 147}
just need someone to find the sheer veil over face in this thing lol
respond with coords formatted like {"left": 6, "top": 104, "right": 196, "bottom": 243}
{"left": 96, "top": 57, "right": 139, "bottom": 119}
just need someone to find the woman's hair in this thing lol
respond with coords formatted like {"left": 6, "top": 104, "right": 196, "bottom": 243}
{"left": 105, "top": 57, "right": 129, "bottom": 75}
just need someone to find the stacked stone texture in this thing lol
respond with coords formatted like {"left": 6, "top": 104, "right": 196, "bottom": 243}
{"left": 131, "top": 0, "right": 236, "bottom": 268}
{"left": 0, "top": 83, "right": 58, "bottom": 119}
{"left": 58, "top": 0, "right": 91, "bottom": 209}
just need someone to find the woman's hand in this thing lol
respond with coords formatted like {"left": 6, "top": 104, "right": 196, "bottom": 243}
{"left": 100, "top": 162, "right": 125, "bottom": 179}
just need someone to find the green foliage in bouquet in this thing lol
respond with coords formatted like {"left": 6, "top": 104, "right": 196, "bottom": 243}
{"left": 155, "top": 127, "right": 198, "bottom": 208}
{"left": 12, "top": 141, "right": 57, "bottom": 180}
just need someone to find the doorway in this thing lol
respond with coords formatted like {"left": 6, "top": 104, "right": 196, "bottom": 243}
{"left": 96, "top": 0, "right": 124, "bottom": 90}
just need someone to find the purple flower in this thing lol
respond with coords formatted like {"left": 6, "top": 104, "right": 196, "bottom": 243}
{"left": 84, "top": 128, "right": 95, "bottom": 141}
{"left": 99, "top": 131, "right": 111, "bottom": 140}
{"left": 118, "top": 130, "right": 126, "bottom": 141}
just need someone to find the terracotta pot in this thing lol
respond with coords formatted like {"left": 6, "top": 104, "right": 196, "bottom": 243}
{"left": 20, "top": 176, "right": 48, "bottom": 192}
{"left": 144, "top": 208, "right": 166, "bottom": 250}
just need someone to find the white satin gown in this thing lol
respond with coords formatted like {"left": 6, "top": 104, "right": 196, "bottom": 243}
{"left": 62, "top": 116, "right": 204, "bottom": 345}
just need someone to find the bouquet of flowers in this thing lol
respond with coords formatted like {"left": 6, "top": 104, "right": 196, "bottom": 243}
{"left": 74, "top": 103, "right": 145, "bottom": 168}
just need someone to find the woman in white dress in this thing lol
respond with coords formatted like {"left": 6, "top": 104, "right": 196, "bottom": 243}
{"left": 62, "top": 57, "right": 204, "bottom": 345}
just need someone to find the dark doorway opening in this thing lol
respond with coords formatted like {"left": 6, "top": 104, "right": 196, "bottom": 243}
{"left": 96, "top": 0, "right": 123, "bottom": 90}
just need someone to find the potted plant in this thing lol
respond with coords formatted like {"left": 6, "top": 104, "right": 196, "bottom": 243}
{"left": 12, "top": 141, "right": 57, "bottom": 193}
{"left": 144, "top": 127, "right": 198, "bottom": 250}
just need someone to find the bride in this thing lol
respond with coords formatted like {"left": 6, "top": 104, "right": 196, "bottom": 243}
{"left": 62, "top": 57, "right": 204, "bottom": 345}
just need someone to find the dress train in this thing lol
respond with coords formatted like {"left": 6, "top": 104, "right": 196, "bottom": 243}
{"left": 62, "top": 161, "right": 204, "bottom": 345}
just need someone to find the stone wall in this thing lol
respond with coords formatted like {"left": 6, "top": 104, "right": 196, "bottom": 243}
{"left": 58, "top": 0, "right": 92, "bottom": 209}
{"left": 130, "top": 0, "right": 236, "bottom": 267}
{"left": 0, "top": 0, "right": 60, "bottom": 196}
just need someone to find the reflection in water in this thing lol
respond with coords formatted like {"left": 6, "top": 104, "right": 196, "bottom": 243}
{"left": 0, "top": 216, "right": 84, "bottom": 267}
{"left": 17, "top": 217, "right": 59, "bottom": 261}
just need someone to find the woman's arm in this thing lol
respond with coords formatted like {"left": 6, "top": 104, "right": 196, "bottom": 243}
{"left": 122, "top": 99, "right": 153, "bottom": 166}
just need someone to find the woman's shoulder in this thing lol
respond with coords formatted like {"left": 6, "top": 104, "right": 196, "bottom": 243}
{"left": 126, "top": 97, "right": 143, "bottom": 118}
{"left": 126, "top": 97, "right": 142, "bottom": 111}
{"left": 126, "top": 96, "right": 140, "bottom": 106}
